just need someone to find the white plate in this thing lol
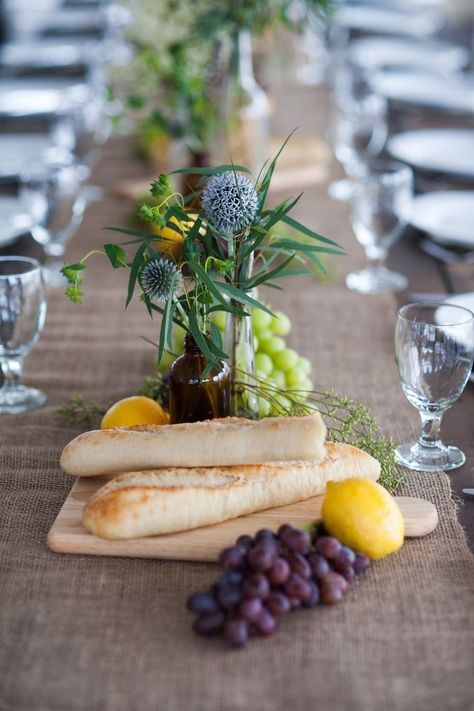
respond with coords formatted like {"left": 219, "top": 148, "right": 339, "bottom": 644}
{"left": 443, "top": 293, "right": 474, "bottom": 316}
{"left": 337, "top": 5, "right": 442, "bottom": 36}
{"left": 349, "top": 37, "right": 469, "bottom": 73}
{"left": 410, "top": 192, "right": 474, "bottom": 248}
{"left": 387, "top": 129, "right": 474, "bottom": 179}
{"left": 0, "top": 197, "right": 30, "bottom": 247}
{"left": 370, "top": 70, "right": 474, "bottom": 114}
{"left": 0, "top": 133, "right": 54, "bottom": 179}
{"left": 40, "top": 9, "right": 106, "bottom": 34}
{"left": 0, "top": 78, "right": 89, "bottom": 117}
{"left": 0, "top": 40, "right": 85, "bottom": 69}
{"left": 436, "top": 294, "right": 474, "bottom": 353}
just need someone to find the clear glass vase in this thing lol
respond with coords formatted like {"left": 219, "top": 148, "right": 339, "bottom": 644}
{"left": 224, "top": 249, "right": 259, "bottom": 418}
{"left": 222, "top": 30, "right": 270, "bottom": 176}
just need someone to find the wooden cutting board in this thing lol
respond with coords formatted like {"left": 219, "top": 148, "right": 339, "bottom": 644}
{"left": 47, "top": 476, "right": 438, "bottom": 562}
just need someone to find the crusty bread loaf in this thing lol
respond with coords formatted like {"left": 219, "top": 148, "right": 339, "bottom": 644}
{"left": 82, "top": 442, "right": 380, "bottom": 540}
{"left": 60, "top": 413, "right": 327, "bottom": 477}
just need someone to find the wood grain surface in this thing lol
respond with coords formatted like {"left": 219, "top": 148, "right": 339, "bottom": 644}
{"left": 47, "top": 476, "right": 438, "bottom": 561}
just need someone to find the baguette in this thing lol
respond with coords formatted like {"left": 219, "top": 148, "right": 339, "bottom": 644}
{"left": 83, "top": 442, "right": 380, "bottom": 540}
{"left": 60, "top": 413, "right": 327, "bottom": 477}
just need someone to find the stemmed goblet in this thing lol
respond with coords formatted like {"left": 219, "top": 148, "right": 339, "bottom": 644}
{"left": 395, "top": 302, "right": 474, "bottom": 472}
{"left": 329, "top": 93, "right": 387, "bottom": 202}
{"left": 0, "top": 257, "right": 47, "bottom": 414}
{"left": 346, "top": 159, "right": 413, "bottom": 295}
{"left": 20, "top": 151, "right": 85, "bottom": 287}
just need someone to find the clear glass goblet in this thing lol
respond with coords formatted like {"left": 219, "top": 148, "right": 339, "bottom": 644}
{"left": 329, "top": 93, "right": 387, "bottom": 202}
{"left": 346, "top": 159, "right": 413, "bottom": 295}
{"left": 0, "top": 257, "right": 47, "bottom": 414}
{"left": 20, "top": 151, "right": 85, "bottom": 288}
{"left": 395, "top": 302, "right": 474, "bottom": 472}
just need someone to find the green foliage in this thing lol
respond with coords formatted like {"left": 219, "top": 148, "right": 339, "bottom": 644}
{"left": 56, "top": 395, "right": 110, "bottom": 428}
{"left": 61, "top": 262, "right": 86, "bottom": 304}
{"left": 193, "top": 0, "right": 330, "bottom": 37}
{"left": 139, "top": 372, "right": 169, "bottom": 408}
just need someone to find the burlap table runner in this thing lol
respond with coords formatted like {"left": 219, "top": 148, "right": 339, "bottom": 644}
{"left": 1, "top": 90, "right": 474, "bottom": 709}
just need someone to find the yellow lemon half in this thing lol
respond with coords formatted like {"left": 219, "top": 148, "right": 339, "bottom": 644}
{"left": 101, "top": 396, "right": 169, "bottom": 429}
{"left": 322, "top": 478, "right": 404, "bottom": 560}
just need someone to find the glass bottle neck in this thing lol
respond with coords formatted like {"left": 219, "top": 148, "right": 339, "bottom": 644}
{"left": 234, "top": 29, "right": 258, "bottom": 93}
{"left": 184, "top": 334, "right": 202, "bottom": 355}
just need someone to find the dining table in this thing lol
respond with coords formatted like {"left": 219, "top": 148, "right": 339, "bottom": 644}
{"left": 1, "top": 68, "right": 473, "bottom": 711}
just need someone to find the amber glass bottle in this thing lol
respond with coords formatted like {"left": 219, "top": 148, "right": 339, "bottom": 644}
{"left": 169, "top": 334, "right": 231, "bottom": 424}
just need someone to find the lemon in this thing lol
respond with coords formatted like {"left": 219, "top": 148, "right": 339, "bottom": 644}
{"left": 101, "top": 396, "right": 169, "bottom": 429}
{"left": 322, "top": 478, "right": 404, "bottom": 560}
{"left": 152, "top": 216, "right": 186, "bottom": 259}
{"left": 152, "top": 212, "right": 201, "bottom": 259}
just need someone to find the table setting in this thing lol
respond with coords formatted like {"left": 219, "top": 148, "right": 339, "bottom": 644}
{"left": 0, "top": 1, "right": 473, "bottom": 710}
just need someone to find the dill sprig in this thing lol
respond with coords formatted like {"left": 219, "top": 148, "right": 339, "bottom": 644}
{"left": 56, "top": 395, "right": 111, "bottom": 428}
{"left": 236, "top": 375, "right": 403, "bottom": 494}
{"left": 139, "top": 372, "right": 169, "bottom": 409}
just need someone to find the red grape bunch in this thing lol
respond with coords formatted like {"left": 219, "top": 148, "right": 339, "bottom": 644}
{"left": 186, "top": 523, "right": 371, "bottom": 648}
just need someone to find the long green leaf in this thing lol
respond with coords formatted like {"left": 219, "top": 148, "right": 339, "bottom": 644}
{"left": 210, "top": 321, "right": 223, "bottom": 352}
{"left": 104, "top": 226, "right": 158, "bottom": 241}
{"left": 149, "top": 302, "right": 186, "bottom": 330}
{"left": 171, "top": 164, "right": 250, "bottom": 176}
{"left": 281, "top": 215, "right": 343, "bottom": 248}
{"left": 126, "top": 242, "right": 147, "bottom": 307}
{"left": 258, "top": 129, "right": 298, "bottom": 207}
{"left": 272, "top": 266, "right": 313, "bottom": 278}
{"left": 219, "top": 283, "right": 274, "bottom": 315}
{"left": 245, "top": 253, "right": 296, "bottom": 289}
{"left": 262, "top": 245, "right": 327, "bottom": 274}
{"left": 157, "top": 291, "right": 175, "bottom": 365}
{"left": 188, "top": 306, "right": 220, "bottom": 368}
{"left": 187, "top": 262, "right": 228, "bottom": 308}
{"left": 270, "top": 238, "right": 344, "bottom": 255}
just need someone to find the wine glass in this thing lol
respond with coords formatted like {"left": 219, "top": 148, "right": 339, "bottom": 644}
{"left": 329, "top": 93, "right": 387, "bottom": 201}
{"left": 395, "top": 302, "right": 474, "bottom": 472}
{"left": 20, "top": 151, "right": 85, "bottom": 287}
{"left": 0, "top": 257, "right": 47, "bottom": 414}
{"left": 346, "top": 159, "right": 413, "bottom": 295}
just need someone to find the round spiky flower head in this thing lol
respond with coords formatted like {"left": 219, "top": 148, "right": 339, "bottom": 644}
{"left": 139, "top": 257, "right": 181, "bottom": 303}
{"left": 201, "top": 171, "right": 259, "bottom": 235}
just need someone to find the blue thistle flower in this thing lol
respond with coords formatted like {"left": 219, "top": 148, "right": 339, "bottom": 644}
{"left": 201, "top": 171, "right": 259, "bottom": 235}
{"left": 139, "top": 258, "right": 181, "bottom": 303}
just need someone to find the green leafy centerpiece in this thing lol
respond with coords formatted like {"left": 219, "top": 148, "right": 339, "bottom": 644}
{"left": 63, "top": 138, "right": 343, "bottom": 417}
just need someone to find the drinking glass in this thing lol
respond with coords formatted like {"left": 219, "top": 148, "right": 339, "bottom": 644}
{"left": 395, "top": 302, "right": 474, "bottom": 472}
{"left": 0, "top": 257, "right": 47, "bottom": 414}
{"left": 20, "top": 151, "right": 85, "bottom": 287}
{"left": 346, "top": 159, "right": 413, "bottom": 294}
{"left": 329, "top": 93, "right": 387, "bottom": 201}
